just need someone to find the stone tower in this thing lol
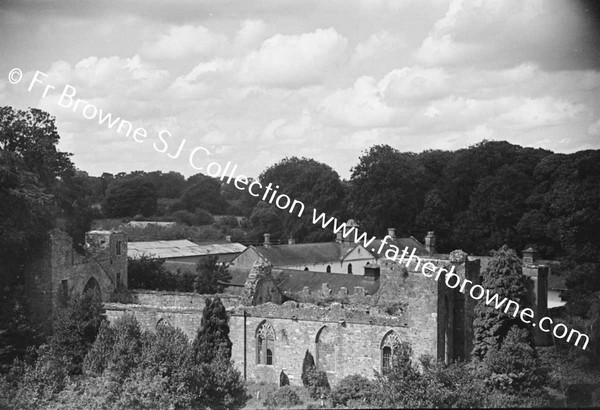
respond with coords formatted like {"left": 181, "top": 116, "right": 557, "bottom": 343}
{"left": 23, "top": 229, "right": 127, "bottom": 330}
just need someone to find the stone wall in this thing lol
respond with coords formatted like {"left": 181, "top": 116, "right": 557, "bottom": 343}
{"left": 104, "top": 297, "right": 414, "bottom": 386}
{"left": 230, "top": 302, "right": 410, "bottom": 386}
{"left": 24, "top": 229, "right": 128, "bottom": 329}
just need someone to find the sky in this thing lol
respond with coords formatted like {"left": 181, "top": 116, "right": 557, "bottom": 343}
{"left": 1, "top": 0, "right": 599, "bottom": 180}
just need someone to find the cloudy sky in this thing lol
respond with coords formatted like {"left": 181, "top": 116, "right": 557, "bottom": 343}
{"left": 1, "top": 0, "right": 599, "bottom": 179}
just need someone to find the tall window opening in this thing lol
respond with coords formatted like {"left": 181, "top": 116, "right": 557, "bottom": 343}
{"left": 256, "top": 321, "right": 275, "bottom": 365}
{"left": 381, "top": 331, "right": 401, "bottom": 372}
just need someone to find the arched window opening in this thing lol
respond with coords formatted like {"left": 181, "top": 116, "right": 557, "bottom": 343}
{"left": 380, "top": 331, "right": 401, "bottom": 372}
{"left": 347, "top": 263, "right": 353, "bottom": 274}
{"left": 256, "top": 321, "right": 275, "bottom": 366}
{"left": 326, "top": 265, "right": 331, "bottom": 273}
{"left": 83, "top": 277, "right": 101, "bottom": 299}
{"left": 316, "top": 325, "right": 335, "bottom": 374}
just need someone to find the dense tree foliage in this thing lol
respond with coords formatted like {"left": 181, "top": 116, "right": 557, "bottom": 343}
{"left": 256, "top": 157, "right": 346, "bottom": 243}
{"left": 4, "top": 309, "right": 247, "bottom": 409}
{"left": 350, "top": 145, "right": 428, "bottom": 237}
{"left": 128, "top": 255, "right": 231, "bottom": 293}
{"left": 192, "top": 297, "right": 232, "bottom": 364}
{"left": 194, "top": 255, "right": 232, "bottom": 294}
{"left": 103, "top": 177, "right": 158, "bottom": 217}
{"left": 174, "top": 173, "right": 228, "bottom": 214}
{"left": 473, "top": 245, "right": 531, "bottom": 359}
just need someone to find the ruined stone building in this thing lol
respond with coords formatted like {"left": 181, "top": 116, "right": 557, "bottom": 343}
{"left": 26, "top": 228, "right": 552, "bottom": 386}
{"left": 24, "top": 229, "right": 127, "bottom": 328}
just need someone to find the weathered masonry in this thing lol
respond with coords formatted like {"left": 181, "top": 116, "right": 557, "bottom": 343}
{"left": 24, "top": 229, "right": 127, "bottom": 329}
{"left": 29, "top": 229, "right": 552, "bottom": 386}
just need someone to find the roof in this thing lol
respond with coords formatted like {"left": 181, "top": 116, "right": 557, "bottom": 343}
{"left": 276, "top": 269, "right": 380, "bottom": 295}
{"left": 252, "top": 242, "right": 345, "bottom": 266}
{"left": 225, "top": 267, "right": 380, "bottom": 295}
{"left": 127, "top": 221, "right": 176, "bottom": 228}
{"left": 369, "top": 236, "right": 429, "bottom": 258}
{"left": 128, "top": 240, "right": 246, "bottom": 259}
{"left": 240, "top": 235, "right": 429, "bottom": 266}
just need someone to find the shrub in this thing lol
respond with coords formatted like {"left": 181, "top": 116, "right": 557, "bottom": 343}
{"left": 330, "top": 375, "right": 376, "bottom": 408}
{"left": 305, "top": 368, "right": 330, "bottom": 399}
{"left": 483, "top": 326, "right": 547, "bottom": 395}
{"left": 263, "top": 385, "right": 302, "bottom": 409}
{"left": 280, "top": 370, "right": 290, "bottom": 387}
{"left": 301, "top": 350, "right": 316, "bottom": 387}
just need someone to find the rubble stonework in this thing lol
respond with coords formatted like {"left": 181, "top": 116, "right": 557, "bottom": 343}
{"left": 30, "top": 230, "right": 551, "bottom": 386}
{"left": 24, "top": 229, "right": 127, "bottom": 330}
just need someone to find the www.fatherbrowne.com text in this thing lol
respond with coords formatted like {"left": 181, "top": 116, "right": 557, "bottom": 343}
{"left": 12, "top": 67, "right": 590, "bottom": 351}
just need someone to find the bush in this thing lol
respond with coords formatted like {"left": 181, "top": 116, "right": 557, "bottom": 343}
{"left": 263, "top": 385, "right": 302, "bottom": 409}
{"left": 280, "top": 370, "right": 290, "bottom": 387}
{"left": 305, "top": 368, "right": 330, "bottom": 400}
{"left": 483, "top": 326, "right": 547, "bottom": 395}
{"left": 301, "top": 350, "right": 315, "bottom": 387}
{"left": 330, "top": 375, "right": 376, "bottom": 408}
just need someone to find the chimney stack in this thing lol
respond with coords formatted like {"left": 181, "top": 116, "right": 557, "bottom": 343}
{"left": 263, "top": 233, "right": 271, "bottom": 248}
{"left": 425, "top": 231, "right": 436, "bottom": 254}
{"left": 288, "top": 238, "right": 295, "bottom": 245}
{"left": 387, "top": 228, "right": 396, "bottom": 239}
{"left": 522, "top": 247, "right": 539, "bottom": 265}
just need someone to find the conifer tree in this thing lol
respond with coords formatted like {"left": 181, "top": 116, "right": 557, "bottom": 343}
{"left": 472, "top": 245, "right": 531, "bottom": 359}
{"left": 192, "top": 297, "right": 232, "bottom": 364}
{"left": 301, "top": 350, "right": 316, "bottom": 387}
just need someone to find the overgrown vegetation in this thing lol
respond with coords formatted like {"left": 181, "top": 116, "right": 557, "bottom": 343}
{"left": 0, "top": 294, "right": 248, "bottom": 409}
{"left": 128, "top": 255, "right": 231, "bottom": 293}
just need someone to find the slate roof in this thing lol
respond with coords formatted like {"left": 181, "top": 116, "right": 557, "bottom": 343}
{"left": 128, "top": 240, "right": 246, "bottom": 259}
{"left": 225, "top": 267, "right": 380, "bottom": 295}
{"left": 369, "top": 236, "right": 429, "bottom": 258}
{"left": 252, "top": 242, "right": 346, "bottom": 266}
{"left": 127, "top": 221, "right": 176, "bottom": 228}
{"left": 275, "top": 269, "right": 380, "bottom": 295}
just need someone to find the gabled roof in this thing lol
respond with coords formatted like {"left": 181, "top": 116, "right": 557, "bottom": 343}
{"left": 276, "top": 269, "right": 380, "bottom": 295}
{"left": 128, "top": 240, "right": 246, "bottom": 259}
{"left": 225, "top": 267, "right": 380, "bottom": 295}
{"left": 127, "top": 221, "right": 176, "bottom": 228}
{"left": 369, "top": 236, "right": 429, "bottom": 258}
{"left": 252, "top": 242, "right": 344, "bottom": 266}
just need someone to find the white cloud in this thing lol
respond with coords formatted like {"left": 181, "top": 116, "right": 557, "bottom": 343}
{"left": 589, "top": 118, "right": 600, "bottom": 137}
{"left": 351, "top": 31, "right": 406, "bottom": 65}
{"left": 239, "top": 28, "right": 348, "bottom": 88}
{"left": 142, "top": 25, "right": 227, "bottom": 60}
{"left": 235, "top": 19, "right": 267, "bottom": 47}
{"left": 379, "top": 66, "right": 449, "bottom": 101}
{"left": 497, "top": 97, "right": 585, "bottom": 129}
{"left": 319, "top": 76, "right": 394, "bottom": 127}
{"left": 260, "top": 109, "right": 313, "bottom": 143}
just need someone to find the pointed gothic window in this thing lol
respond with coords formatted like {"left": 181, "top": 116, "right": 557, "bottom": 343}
{"left": 381, "top": 331, "right": 401, "bottom": 371}
{"left": 256, "top": 321, "right": 275, "bottom": 365}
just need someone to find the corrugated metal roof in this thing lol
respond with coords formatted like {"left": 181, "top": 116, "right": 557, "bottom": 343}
{"left": 128, "top": 240, "right": 246, "bottom": 259}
